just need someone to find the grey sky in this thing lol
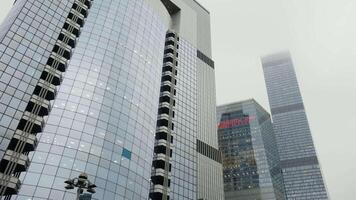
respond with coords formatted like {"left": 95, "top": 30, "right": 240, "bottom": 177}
{"left": 1, "top": 0, "right": 355, "bottom": 199}
{"left": 198, "top": 0, "right": 356, "bottom": 199}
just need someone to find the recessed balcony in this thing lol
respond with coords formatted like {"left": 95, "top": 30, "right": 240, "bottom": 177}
{"left": 0, "top": 173, "right": 21, "bottom": 195}
{"left": 0, "top": 150, "right": 30, "bottom": 173}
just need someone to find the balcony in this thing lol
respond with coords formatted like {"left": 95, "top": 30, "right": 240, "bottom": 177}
{"left": 0, "top": 150, "right": 30, "bottom": 173}
{"left": 0, "top": 173, "right": 21, "bottom": 195}
{"left": 8, "top": 130, "right": 38, "bottom": 152}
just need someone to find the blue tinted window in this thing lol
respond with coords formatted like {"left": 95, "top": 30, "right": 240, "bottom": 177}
{"left": 122, "top": 148, "right": 131, "bottom": 160}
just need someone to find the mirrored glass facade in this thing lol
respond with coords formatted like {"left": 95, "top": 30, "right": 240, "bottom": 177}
{"left": 0, "top": 0, "right": 223, "bottom": 199}
{"left": 262, "top": 51, "right": 328, "bottom": 199}
{"left": 170, "top": 39, "right": 197, "bottom": 199}
{"left": 217, "top": 99, "right": 286, "bottom": 200}
{"left": 9, "top": 0, "right": 167, "bottom": 199}
{"left": 0, "top": 0, "right": 74, "bottom": 165}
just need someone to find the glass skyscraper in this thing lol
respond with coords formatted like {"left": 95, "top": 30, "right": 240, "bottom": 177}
{"left": 217, "top": 99, "right": 286, "bottom": 200}
{"left": 261, "top": 51, "right": 328, "bottom": 199}
{"left": 0, "top": 0, "right": 223, "bottom": 199}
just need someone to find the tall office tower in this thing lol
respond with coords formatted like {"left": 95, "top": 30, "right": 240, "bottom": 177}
{"left": 217, "top": 99, "right": 286, "bottom": 200}
{"left": 0, "top": 0, "right": 223, "bottom": 199}
{"left": 261, "top": 51, "right": 328, "bottom": 199}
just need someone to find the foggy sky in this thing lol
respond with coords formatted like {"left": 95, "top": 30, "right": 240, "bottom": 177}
{"left": 198, "top": 0, "right": 356, "bottom": 199}
{"left": 1, "top": 0, "right": 356, "bottom": 199}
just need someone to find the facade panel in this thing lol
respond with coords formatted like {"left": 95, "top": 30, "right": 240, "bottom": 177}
{"left": 196, "top": 55, "right": 224, "bottom": 200}
{"left": 170, "top": 38, "right": 198, "bottom": 200}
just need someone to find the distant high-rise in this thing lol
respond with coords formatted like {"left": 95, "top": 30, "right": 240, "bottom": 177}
{"left": 0, "top": 0, "right": 223, "bottom": 199}
{"left": 261, "top": 51, "right": 328, "bottom": 199}
{"left": 217, "top": 99, "right": 286, "bottom": 200}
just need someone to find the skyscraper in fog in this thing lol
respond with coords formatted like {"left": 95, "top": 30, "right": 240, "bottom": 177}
{"left": 217, "top": 99, "right": 286, "bottom": 200}
{"left": 0, "top": 0, "right": 223, "bottom": 199}
{"left": 261, "top": 51, "right": 328, "bottom": 199}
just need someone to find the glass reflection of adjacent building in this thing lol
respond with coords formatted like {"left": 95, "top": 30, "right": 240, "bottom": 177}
{"left": 217, "top": 99, "right": 286, "bottom": 200}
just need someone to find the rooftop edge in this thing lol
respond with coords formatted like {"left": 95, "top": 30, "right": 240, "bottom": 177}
{"left": 192, "top": 0, "right": 210, "bottom": 14}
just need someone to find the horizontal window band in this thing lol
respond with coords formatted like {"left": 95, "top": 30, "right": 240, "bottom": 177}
{"left": 197, "top": 50, "right": 214, "bottom": 69}
{"left": 196, "top": 139, "right": 222, "bottom": 163}
{"left": 271, "top": 103, "right": 304, "bottom": 115}
{"left": 280, "top": 156, "right": 319, "bottom": 168}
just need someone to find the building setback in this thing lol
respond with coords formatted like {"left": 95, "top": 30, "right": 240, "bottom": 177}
{"left": 261, "top": 51, "right": 328, "bottom": 199}
{"left": 0, "top": 0, "right": 223, "bottom": 199}
{"left": 217, "top": 99, "right": 286, "bottom": 200}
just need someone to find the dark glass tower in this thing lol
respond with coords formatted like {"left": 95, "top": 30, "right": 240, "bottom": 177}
{"left": 0, "top": 0, "right": 223, "bottom": 199}
{"left": 217, "top": 99, "right": 286, "bottom": 200}
{"left": 261, "top": 51, "right": 328, "bottom": 199}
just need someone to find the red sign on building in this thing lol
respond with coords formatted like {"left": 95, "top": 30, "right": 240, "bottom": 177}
{"left": 218, "top": 116, "right": 256, "bottom": 129}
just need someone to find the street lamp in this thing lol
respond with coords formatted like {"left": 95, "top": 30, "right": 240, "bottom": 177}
{"left": 64, "top": 172, "right": 96, "bottom": 200}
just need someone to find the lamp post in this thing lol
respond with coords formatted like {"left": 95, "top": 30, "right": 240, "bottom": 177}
{"left": 64, "top": 173, "right": 96, "bottom": 200}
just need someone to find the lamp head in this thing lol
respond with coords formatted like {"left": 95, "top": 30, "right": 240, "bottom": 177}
{"left": 64, "top": 179, "right": 74, "bottom": 185}
{"left": 65, "top": 184, "right": 74, "bottom": 190}
{"left": 78, "top": 173, "right": 88, "bottom": 180}
{"left": 87, "top": 188, "right": 96, "bottom": 194}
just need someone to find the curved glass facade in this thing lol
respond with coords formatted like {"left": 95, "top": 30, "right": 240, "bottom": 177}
{"left": 13, "top": 0, "right": 167, "bottom": 199}
{"left": 0, "top": 0, "right": 74, "bottom": 162}
{"left": 1, "top": 0, "right": 224, "bottom": 199}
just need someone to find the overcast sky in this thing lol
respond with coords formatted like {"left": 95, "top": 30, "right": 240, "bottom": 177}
{"left": 1, "top": 0, "right": 356, "bottom": 199}
{"left": 198, "top": 0, "right": 356, "bottom": 199}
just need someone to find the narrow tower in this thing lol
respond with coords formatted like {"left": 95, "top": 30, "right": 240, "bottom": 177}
{"left": 261, "top": 51, "right": 328, "bottom": 199}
